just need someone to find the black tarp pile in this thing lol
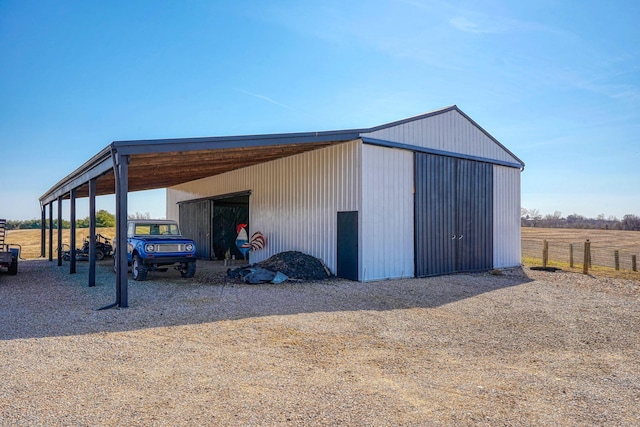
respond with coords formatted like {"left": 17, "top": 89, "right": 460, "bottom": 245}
{"left": 227, "top": 251, "right": 332, "bottom": 284}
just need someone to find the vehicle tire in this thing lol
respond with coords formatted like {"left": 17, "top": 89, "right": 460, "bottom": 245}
{"left": 180, "top": 261, "right": 196, "bottom": 278}
{"left": 132, "top": 255, "right": 148, "bottom": 281}
{"left": 8, "top": 259, "right": 17, "bottom": 275}
{"left": 95, "top": 249, "right": 105, "bottom": 260}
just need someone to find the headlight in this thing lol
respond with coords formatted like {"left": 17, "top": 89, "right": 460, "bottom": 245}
{"left": 185, "top": 243, "right": 194, "bottom": 252}
{"left": 145, "top": 244, "right": 155, "bottom": 252}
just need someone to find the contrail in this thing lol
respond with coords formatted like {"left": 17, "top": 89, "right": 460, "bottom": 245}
{"left": 239, "top": 90, "right": 297, "bottom": 111}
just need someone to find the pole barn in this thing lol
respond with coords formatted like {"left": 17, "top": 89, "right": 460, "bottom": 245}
{"left": 39, "top": 105, "right": 524, "bottom": 307}
{"left": 166, "top": 106, "right": 524, "bottom": 281}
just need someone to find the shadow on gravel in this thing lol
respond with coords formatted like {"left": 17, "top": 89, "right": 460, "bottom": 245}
{"left": 0, "top": 259, "right": 534, "bottom": 340}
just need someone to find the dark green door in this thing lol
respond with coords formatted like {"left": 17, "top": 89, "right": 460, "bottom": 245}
{"left": 337, "top": 211, "right": 358, "bottom": 280}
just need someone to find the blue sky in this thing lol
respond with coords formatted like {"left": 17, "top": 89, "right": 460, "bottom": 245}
{"left": 1, "top": 0, "right": 638, "bottom": 221}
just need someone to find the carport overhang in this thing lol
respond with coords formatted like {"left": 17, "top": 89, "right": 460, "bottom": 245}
{"left": 39, "top": 128, "right": 364, "bottom": 308}
{"left": 40, "top": 129, "right": 365, "bottom": 204}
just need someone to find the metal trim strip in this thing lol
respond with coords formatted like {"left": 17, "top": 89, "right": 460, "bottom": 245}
{"left": 362, "top": 136, "right": 524, "bottom": 169}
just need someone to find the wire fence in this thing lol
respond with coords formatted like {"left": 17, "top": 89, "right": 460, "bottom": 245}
{"left": 522, "top": 238, "right": 639, "bottom": 274}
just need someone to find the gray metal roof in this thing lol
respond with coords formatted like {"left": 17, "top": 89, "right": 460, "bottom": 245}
{"left": 39, "top": 105, "right": 524, "bottom": 206}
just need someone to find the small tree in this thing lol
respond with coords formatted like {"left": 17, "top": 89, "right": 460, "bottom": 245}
{"left": 95, "top": 210, "right": 115, "bottom": 227}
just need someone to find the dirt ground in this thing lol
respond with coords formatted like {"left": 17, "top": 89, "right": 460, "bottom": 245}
{"left": 0, "top": 259, "right": 639, "bottom": 426}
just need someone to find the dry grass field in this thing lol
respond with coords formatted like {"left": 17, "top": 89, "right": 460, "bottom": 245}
{"left": 522, "top": 227, "right": 640, "bottom": 279}
{"left": 522, "top": 227, "right": 640, "bottom": 250}
{"left": 6, "top": 228, "right": 115, "bottom": 260}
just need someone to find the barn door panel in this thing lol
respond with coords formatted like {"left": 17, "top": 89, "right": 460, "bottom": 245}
{"left": 456, "top": 159, "right": 493, "bottom": 272}
{"left": 179, "top": 199, "right": 212, "bottom": 260}
{"left": 415, "top": 154, "right": 457, "bottom": 276}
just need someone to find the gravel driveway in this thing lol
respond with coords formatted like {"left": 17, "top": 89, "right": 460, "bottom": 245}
{"left": 1, "top": 260, "right": 638, "bottom": 426}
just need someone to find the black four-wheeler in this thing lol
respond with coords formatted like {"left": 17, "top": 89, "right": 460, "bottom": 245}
{"left": 62, "top": 233, "right": 114, "bottom": 261}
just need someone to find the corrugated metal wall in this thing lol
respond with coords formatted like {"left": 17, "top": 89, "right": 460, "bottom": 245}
{"left": 362, "top": 109, "right": 518, "bottom": 165}
{"left": 493, "top": 165, "right": 521, "bottom": 267}
{"left": 167, "top": 140, "right": 361, "bottom": 273}
{"left": 361, "top": 145, "right": 414, "bottom": 281}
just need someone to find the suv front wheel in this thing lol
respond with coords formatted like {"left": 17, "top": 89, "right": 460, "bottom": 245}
{"left": 180, "top": 261, "right": 196, "bottom": 278}
{"left": 132, "top": 254, "right": 148, "bottom": 281}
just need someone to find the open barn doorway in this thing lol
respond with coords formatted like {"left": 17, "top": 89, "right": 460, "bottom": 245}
{"left": 178, "top": 192, "right": 250, "bottom": 261}
{"left": 212, "top": 193, "right": 249, "bottom": 262}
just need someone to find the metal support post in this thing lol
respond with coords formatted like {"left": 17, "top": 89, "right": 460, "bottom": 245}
{"left": 40, "top": 206, "right": 46, "bottom": 258}
{"left": 89, "top": 178, "right": 96, "bottom": 287}
{"left": 70, "top": 188, "right": 77, "bottom": 274}
{"left": 48, "top": 202, "right": 53, "bottom": 261}
{"left": 57, "top": 196, "right": 63, "bottom": 267}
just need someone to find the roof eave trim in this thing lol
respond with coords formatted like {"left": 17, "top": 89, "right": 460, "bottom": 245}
{"left": 363, "top": 105, "right": 459, "bottom": 133}
{"left": 362, "top": 137, "right": 524, "bottom": 169}
{"left": 112, "top": 130, "right": 365, "bottom": 155}
{"left": 453, "top": 107, "right": 525, "bottom": 168}
{"left": 39, "top": 146, "right": 113, "bottom": 206}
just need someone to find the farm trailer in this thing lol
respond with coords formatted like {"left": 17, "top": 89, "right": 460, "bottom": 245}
{"left": 0, "top": 219, "right": 19, "bottom": 275}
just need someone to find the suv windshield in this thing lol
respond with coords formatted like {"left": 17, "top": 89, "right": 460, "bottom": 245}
{"left": 132, "top": 223, "right": 180, "bottom": 236}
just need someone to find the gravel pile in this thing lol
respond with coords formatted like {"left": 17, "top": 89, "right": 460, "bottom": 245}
{"left": 254, "top": 251, "right": 332, "bottom": 281}
{"left": 0, "top": 260, "right": 639, "bottom": 426}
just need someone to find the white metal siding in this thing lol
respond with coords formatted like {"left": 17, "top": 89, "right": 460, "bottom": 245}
{"left": 362, "top": 110, "right": 518, "bottom": 165}
{"left": 167, "top": 140, "right": 361, "bottom": 274}
{"left": 361, "top": 145, "right": 414, "bottom": 281}
{"left": 493, "top": 165, "right": 521, "bottom": 268}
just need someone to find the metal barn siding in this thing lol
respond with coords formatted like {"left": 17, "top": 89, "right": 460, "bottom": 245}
{"left": 360, "top": 145, "right": 414, "bottom": 281}
{"left": 493, "top": 165, "right": 521, "bottom": 268}
{"left": 167, "top": 140, "right": 361, "bottom": 273}
{"left": 362, "top": 109, "right": 518, "bottom": 166}
{"left": 179, "top": 199, "right": 212, "bottom": 259}
{"left": 415, "top": 153, "right": 493, "bottom": 276}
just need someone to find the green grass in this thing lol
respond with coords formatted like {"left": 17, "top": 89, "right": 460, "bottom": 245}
{"left": 522, "top": 256, "right": 640, "bottom": 280}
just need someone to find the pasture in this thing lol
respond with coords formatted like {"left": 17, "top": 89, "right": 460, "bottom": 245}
{"left": 6, "top": 228, "right": 115, "bottom": 260}
{"left": 522, "top": 227, "right": 640, "bottom": 279}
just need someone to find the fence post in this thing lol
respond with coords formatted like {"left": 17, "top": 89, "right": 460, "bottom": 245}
{"left": 614, "top": 250, "right": 620, "bottom": 271}
{"left": 542, "top": 239, "right": 548, "bottom": 268}
{"left": 583, "top": 240, "right": 590, "bottom": 275}
{"left": 569, "top": 243, "right": 574, "bottom": 268}
{"left": 632, "top": 255, "right": 637, "bottom": 272}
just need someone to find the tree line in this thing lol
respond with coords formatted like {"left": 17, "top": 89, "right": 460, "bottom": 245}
{"left": 4, "top": 211, "right": 152, "bottom": 230}
{"left": 522, "top": 208, "right": 640, "bottom": 231}
{"left": 4, "top": 210, "right": 116, "bottom": 230}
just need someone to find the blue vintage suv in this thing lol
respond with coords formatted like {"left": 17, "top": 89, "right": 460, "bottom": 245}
{"left": 117, "top": 219, "right": 197, "bottom": 281}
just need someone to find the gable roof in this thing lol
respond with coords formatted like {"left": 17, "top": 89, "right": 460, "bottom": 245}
{"left": 39, "top": 105, "right": 523, "bottom": 206}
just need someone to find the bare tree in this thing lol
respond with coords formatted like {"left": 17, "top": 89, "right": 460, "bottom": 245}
{"left": 529, "top": 208, "right": 542, "bottom": 227}
{"left": 128, "top": 211, "right": 152, "bottom": 220}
